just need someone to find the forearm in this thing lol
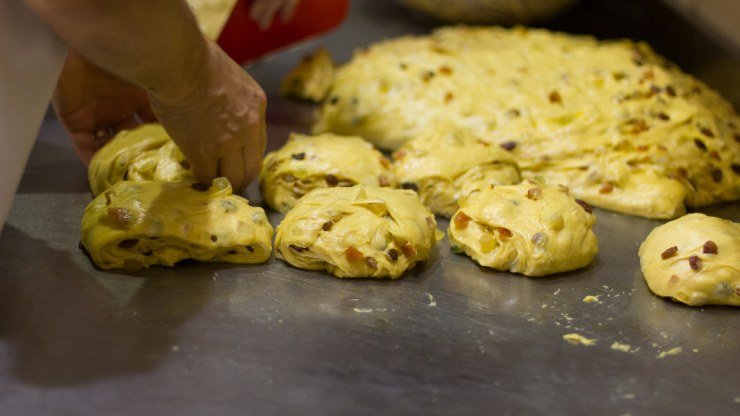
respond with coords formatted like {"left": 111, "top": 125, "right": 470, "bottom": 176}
{"left": 25, "top": 0, "right": 208, "bottom": 104}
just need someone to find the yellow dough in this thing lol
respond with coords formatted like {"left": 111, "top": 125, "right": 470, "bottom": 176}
{"left": 448, "top": 180, "right": 598, "bottom": 276}
{"left": 88, "top": 124, "right": 191, "bottom": 196}
{"left": 638, "top": 213, "right": 740, "bottom": 306}
{"left": 260, "top": 133, "right": 395, "bottom": 213}
{"left": 280, "top": 48, "right": 336, "bottom": 102}
{"left": 187, "top": 0, "right": 238, "bottom": 40}
{"left": 393, "top": 123, "right": 521, "bottom": 217}
{"left": 314, "top": 26, "right": 740, "bottom": 219}
{"left": 81, "top": 178, "right": 273, "bottom": 271}
{"left": 275, "top": 186, "right": 438, "bottom": 278}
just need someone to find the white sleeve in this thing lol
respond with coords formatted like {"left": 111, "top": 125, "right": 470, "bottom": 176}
{"left": 0, "top": 0, "right": 67, "bottom": 231}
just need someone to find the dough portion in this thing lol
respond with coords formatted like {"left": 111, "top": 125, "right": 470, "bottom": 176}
{"left": 448, "top": 180, "right": 598, "bottom": 276}
{"left": 81, "top": 178, "right": 273, "bottom": 271}
{"left": 314, "top": 26, "right": 740, "bottom": 219}
{"left": 187, "top": 0, "right": 238, "bottom": 40}
{"left": 393, "top": 123, "right": 520, "bottom": 217}
{"left": 280, "top": 48, "right": 336, "bottom": 102}
{"left": 275, "top": 186, "right": 438, "bottom": 278}
{"left": 260, "top": 133, "right": 395, "bottom": 213}
{"left": 638, "top": 213, "right": 740, "bottom": 306}
{"left": 88, "top": 124, "right": 191, "bottom": 196}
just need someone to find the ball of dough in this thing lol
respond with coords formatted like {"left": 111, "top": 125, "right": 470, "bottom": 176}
{"left": 275, "top": 186, "right": 438, "bottom": 278}
{"left": 280, "top": 48, "right": 335, "bottom": 102}
{"left": 393, "top": 123, "right": 520, "bottom": 217}
{"left": 81, "top": 178, "right": 273, "bottom": 271}
{"left": 448, "top": 180, "right": 598, "bottom": 276}
{"left": 638, "top": 213, "right": 740, "bottom": 306}
{"left": 260, "top": 133, "right": 395, "bottom": 213}
{"left": 313, "top": 27, "right": 740, "bottom": 219}
{"left": 88, "top": 124, "right": 191, "bottom": 196}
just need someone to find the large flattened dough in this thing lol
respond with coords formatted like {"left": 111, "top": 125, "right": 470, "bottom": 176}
{"left": 393, "top": 123, "right": 520, "bottom": 217}
{"left": 448, "top": 180, "right": 598, "bottom": 276}
{"left": 314, "top": 26, "right": 740, "bottom": 219}
{"left": 81, "top": 178, "right": 273, "bottom": 270}
{"left": 638, "top": 213, "right": 740, "bottom": 306}
{"left": 88, "top": 124, "right": 191, "bottom": 196}
{"left": 260, "top": 133, "right": 395, "bottom": 213}
{"left": 275, "top": 186, "right": 437, "bottom": 278}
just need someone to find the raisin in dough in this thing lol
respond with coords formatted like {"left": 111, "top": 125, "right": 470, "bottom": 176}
{"left": 275, "top": 186, "right": 437, "bottom": 278}
{"left": 448, "top": 180, "right": 598, "bottom": 276}
{"left": 81, "top": 178, "right": 273, "bottom": 271}
{"left": 393, "top": 123, "right": 520, "bottom": 217}
{"left": 638, "top": 213, "right": 739, "bottom": 306}
{"left": 314, "top": 27, "right": 740, "bottom": 219}
{"left": 260, "top": 133, "right": 395, "bottom": 213}
{"left": 88, "top": 124, "right": 191, "bottom": 196}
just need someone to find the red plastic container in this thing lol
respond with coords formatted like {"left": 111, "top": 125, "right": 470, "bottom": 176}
{"left": 217, "top": 0, "right": 350, "bottom": 64}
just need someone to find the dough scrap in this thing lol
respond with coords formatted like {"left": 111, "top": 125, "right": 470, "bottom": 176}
{"left": 448, "top": 180, "right": 598, "bottom": 276}
{"left": 638, "top": 213, "right": 740, "bottom": 306}
{"left": 88, "top": 124, "right": 191, "bottom": 196}
{"left": 393, "top": 123, "right": 520, "bottom": 217}
{"left": 260, "top": 133, "right": 395, "bottom": 212}
{"left": 314, "top": 26, "right": 740, "bottom": 219}
{"left": 280, "top": 48, "right": 336, "bottom": 102}
{"left": 275, "top": 186, "right": 438, "bottom": 278}
{"left": 81, "top": 178, "right": 273, "bottom": 270}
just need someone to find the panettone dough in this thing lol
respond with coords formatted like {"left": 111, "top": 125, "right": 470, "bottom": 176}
{"left": 448, "top": 180, "right": 598, "bottom": 276}
{"left": 314, "top": 26, "right": 740, "bottom": 219}
{"left": 88, "top": 124, "right": 191, "bottom": 196}
{"left": 393, "top": 123, "right": 520, "bottom": 217}
{"left": 260, "top": 133, "right": 395, "bottom": 212}
{"left": 638, "top": 213, "right": 740, "bottom": 306}
{"left": 280, "top": 48, "right": 336, "bottom": 102}
{"left": 81, "top": 178, "right": 273, "bottom": 270}
{"left": 275, "top": 186, "right": 438, "bottom": 278}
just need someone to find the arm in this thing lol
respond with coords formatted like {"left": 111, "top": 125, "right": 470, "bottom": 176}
{"left": 25, "top": 0, "right": 266, "bottom": 191}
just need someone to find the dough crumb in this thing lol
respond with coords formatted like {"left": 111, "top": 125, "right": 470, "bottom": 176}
{"left": 563, "top": 333, "right": 596, "bottom": 346}
{"left": 427, "top": 293, "right": 437, "bottom": 307}
{"left": 583, "top": 295, "right": 600, "bottom": 303}
{"left": 353, "top": 308, "right": 374, "bottom": 313}
{"left": 692, "top": 348, "right": 699, "bottom": 353}
{"left": 610, "top": 342, "right": 633, "bottom": 353}
{"left": 623, "top": 393, "right": 636, "bottom": 400}
{"left": 657, "top": 346, "right": 682, "bottom": 358}
{"left": 171, "top": 345, "right": 180, "bottom": 352}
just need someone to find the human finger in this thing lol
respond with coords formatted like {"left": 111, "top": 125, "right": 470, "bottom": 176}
{"left": 280, "top": 0, "right": 302, "bottom": 22}
{"left": 244, "top": 121, "right": 266, "bottom": 187}
{"left": 189, "top": 155, "right": 219, "bottom": 186}
{"left": 218, "top": 150, "right": 246, "bottom": 193}
{"left": 249, "top": 0, "right": 273, "bottom": 30}
{"left": 137, "top": 102, "right": 158, "bottom": 123}
{"left": 68, "top": 129, "right": 111, "bottom": 164}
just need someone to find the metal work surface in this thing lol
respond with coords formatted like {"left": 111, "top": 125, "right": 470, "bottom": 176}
{"left": 1, "top": 1, "right": 738, "bottom": 415}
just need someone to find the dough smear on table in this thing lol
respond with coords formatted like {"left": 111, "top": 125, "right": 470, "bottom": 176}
{"left": 260, "top": 133, "right": 395, "bottom": 213}
{"left": 638, "top": 213, "right": 739, "bottom": 306}
{"left": 81, "top": 178, "right": 273, "bottom": 271}
{"left": 393, "top": 123, "right": 521, "bottom": 217}
{"left": 313, "top": 26, "right": 740, "bottom": 219}
{"left": 88, "top": 124, "right": 191, "bottom": 196}
{"left": 275, "top": 185, "right": 438, "bottom": 278}
{"left": 448, "top": 180, "right": 598, "bottom": 276}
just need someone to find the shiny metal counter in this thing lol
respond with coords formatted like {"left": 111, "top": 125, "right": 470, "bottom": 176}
{"left": 1, "top": 1, "right": 738, "bottom": 415}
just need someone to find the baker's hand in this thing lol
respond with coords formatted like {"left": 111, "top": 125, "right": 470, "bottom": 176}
{"left": 52, "top": 50, "right": 157, "bottom": 164}
{"left": 250, "top": 0, "right": 302, "bottom": 29}
{"left": 149, "top": 40, "right": 267, "bottom": 192}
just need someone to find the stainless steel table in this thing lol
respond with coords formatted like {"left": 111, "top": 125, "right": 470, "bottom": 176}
{"left": 1, "top": 1, "right": 738, "bottom": 415}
